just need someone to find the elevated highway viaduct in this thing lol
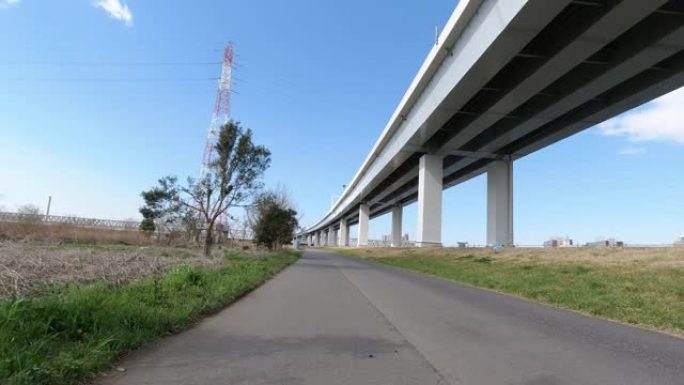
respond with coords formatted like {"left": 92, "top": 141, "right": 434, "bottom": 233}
{"left": 301, "top": 0, "right": 684, "bottom": 247}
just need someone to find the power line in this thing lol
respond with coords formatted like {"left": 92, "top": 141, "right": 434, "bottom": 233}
{"left": 0, "top": 61, "right": 223, "bottom": 66}
{"left": 6, "top": 77, "right": 220, "bottom": 82}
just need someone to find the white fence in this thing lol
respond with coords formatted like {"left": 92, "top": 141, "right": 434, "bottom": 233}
{"left": 0, "top": 211, "right": 139, "bottom": 230}
{"left": 0, "top": 211, "right": 254, "bottom": 241}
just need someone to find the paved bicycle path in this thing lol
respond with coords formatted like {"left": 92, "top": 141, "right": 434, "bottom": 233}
{"left": 100, "top": 249, "right": 684, "bottom": 385}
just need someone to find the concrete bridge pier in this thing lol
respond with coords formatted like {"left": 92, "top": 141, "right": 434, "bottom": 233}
{"left": 487, "top": 160, "right": 513, "bottom": 247}
{"left": 391, "top": 205, "right": 403, "bottom": 247}
{"left": 304, "top": 159, "right": 512, "bottom": 249}
{"left": 416, "top": 154, "right": 443, "bottom": 247}
{"left": 357, "top": 203, "right": 369, "bottom": 247}
{"left": 339, "top": 218, "right": 349, "bottom": 247}
{"left": 327, "top": 227, "right": 334, "bottom": 247}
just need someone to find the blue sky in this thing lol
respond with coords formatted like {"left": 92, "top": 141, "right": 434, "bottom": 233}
{"left": 1, "top": 0, "right": 683, "bottom": 246}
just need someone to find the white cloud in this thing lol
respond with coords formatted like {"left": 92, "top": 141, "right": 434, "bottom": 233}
{"left": 599, "top": 87, "right": 684, "bottom": 145}
{"left": 94, "top": 0, "right": 133, "bottom": 26}
{"left": 618, "top": 146, "right": 645, "bottom": 156}
{"left": 0, "top": 0, "right": 20, "bottom": 9}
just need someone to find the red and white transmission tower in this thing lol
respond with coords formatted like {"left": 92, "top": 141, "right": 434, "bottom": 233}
{"left": 200, "top": 43, "right": 234, "bottom": 178}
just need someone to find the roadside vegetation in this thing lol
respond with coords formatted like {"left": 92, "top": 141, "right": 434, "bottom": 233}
{"left": 0, "top": 120, "right": 302, "bottom": 385}
{"left": 0, "top": 243, "right": 225, "bottom": 298}
{"left": 139, "top": 120, "right": 271, "bottom": 256}
{"left": 337, "top": 247, "right": 684, "bottom": 335}
{"left": 0, "top": 221, "right": 151, "bottom": 246}
{"left": 2, "top": 121, "right": 299, "bottom": 254}
{"left": 0, "top": 111, "right": 303, "bottom": 385}
{"left": 248, "top": 189, "right": 299, "bottom": 250}
{"left": 0, "top": 244, "right": 299, "bottom": 385}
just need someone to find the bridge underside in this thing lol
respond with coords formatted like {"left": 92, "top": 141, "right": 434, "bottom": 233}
{"left": 305, "top": 0, "right": 684, "bottom": 246}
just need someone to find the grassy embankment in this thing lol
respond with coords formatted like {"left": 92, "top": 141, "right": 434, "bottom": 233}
{"left": 0, "top": 246, "right": 299, "bottom": 385}
{"left": 0, "top": 221, "right": 153, "bottom": 246}
{"left": 336, "top": 247, "right": 684, "bottom": 335}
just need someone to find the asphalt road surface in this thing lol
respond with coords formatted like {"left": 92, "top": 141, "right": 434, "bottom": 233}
{"left": 99, "top": 249, "right": 684, "bottom": 385}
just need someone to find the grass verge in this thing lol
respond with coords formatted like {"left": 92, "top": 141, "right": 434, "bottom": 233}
{"left": 337, "top": 248, "right": 684, "bottom": 335}
{"left": 0, "top": 250, "right": 299, "bottom": 385}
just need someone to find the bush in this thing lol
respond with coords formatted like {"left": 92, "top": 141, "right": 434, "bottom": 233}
{"left": 249, "top": 191, "right": 298, "bottom": 250}
{"left": 17, "top": 204, "right": 42, "bottom": 225}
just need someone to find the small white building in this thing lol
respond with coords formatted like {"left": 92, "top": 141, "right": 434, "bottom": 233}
{"left": 586, "top": 238, "right": 624, "bottom": 248}
{"left": 544, "top": 236, "right": 574, "bottom": 248}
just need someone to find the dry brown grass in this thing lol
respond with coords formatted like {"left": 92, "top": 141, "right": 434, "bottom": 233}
{"left": 0, "top": 222, "right": 152, "bottom": 246}
{"left": 0, "top": 242, "right": 226, "bottom": 298}
{"left": 340, "top": 246, "right": 684, "bottom": 268}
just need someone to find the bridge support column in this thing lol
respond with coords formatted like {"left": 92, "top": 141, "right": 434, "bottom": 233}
{"left": 391, "top": 205, "right": 403, "bottom": 247}
{"left": 339, "top": 218, "right": 349, "bottom": 247}
{"left": 487, "top": 160, "right": 513, "bottom": 247}
{"left": 416, "top": 154, "right": 443, "bottom": 247}
{"left": 327, "top": 227, "right": 335, "bottom": 247}
{"left": 317, "top": 231, "right": 322, "bottom": 247}
{"left": 357, "top": 203, "right": 369, "bottom": 247}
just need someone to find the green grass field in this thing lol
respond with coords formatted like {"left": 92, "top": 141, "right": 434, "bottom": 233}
{"left": 337, "top": 248, "right": 684, "bottom": 335}
{"left": 0, "top": 250, "right": 299, "bottom": 385}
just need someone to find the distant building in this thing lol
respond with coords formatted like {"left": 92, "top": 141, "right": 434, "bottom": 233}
{"left": 382, "top": 234, "right": 410, "bottom": 241}
{"left": 586, "top": 238, "right": 624, "bottom": 248}
{"left": 379, "top": 233, "right": 411, "bottom": 247}
{"left": 457, "top": 242, "right": 469, "bottom": 248}
{"left": 544, "top": 237, "right": 574, "bottom": 248}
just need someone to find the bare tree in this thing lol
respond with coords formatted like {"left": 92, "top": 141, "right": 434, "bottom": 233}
{"left": 17, "top": 204, "right": 43, "bottom": 224}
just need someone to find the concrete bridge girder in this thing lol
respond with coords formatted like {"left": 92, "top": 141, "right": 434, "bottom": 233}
{"left": 301, "top": 0, "right": 684, "bottom": 249}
